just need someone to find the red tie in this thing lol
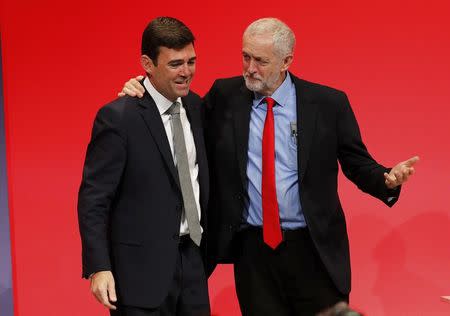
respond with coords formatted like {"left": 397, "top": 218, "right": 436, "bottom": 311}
{"left": 262, "top": 97, "right": 282, "bottom": 249}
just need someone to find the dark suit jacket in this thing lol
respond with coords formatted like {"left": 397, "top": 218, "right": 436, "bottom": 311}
{"left": 204, "top": 73, "right": 399, "bottom": 295}
{"left": 78, "top": 90, "right": 209, "bottom": 308}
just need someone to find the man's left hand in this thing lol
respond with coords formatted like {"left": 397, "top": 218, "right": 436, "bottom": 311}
{"left": 384, "top": 156, "right": 420, "bottom": 189}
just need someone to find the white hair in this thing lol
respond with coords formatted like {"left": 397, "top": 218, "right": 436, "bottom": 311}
{"left": 243, "top": 17, "right": 296, "bottom": 57}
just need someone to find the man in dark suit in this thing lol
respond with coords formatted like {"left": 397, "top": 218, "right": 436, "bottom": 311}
{"left": 120, "top": 17, "right": 418, "bottom": 316}
{"left": 78, "top": 17, "right": 210, "bottom": 316}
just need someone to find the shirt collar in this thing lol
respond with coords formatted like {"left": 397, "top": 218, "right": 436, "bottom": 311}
{"left": 143, "top": 77, "right": 182, "bottom": 115}
{"left": 253, "top": 72, "right": 293, "bottom": 108}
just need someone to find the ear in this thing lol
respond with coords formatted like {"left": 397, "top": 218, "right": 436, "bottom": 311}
{"left": 141, "top": 55, "right": 155, "bottom": 75}
{"left": 280, "top": 54, "right": 293, "bottom": 72}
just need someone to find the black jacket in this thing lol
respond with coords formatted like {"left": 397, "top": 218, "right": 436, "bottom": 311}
{"left": 204, "top": 73, "right": 399, "bottom": 295}
{"left": 78, "top": 90, "right": 209, "bottom": 308}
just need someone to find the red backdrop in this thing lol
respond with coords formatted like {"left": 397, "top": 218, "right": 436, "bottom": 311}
{"left": 1, "top": 0, "right": 450, "bottom": 315}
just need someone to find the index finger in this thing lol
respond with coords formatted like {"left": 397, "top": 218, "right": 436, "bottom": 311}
{"left": 98, "top": 288, "right": 117, "bottom": 310}
{"left": 129, "top": 79, "right": 145, "bottom": 91}
{"left": 405, "top": 156, "right": 420, "bottom": 166}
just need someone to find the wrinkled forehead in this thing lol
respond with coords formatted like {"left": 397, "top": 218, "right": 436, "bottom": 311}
{"left": 242, "top": 33, "right": 275, "bottom": 56}
{"left": 243, "top": 31, "right": 274, "bottom": 45}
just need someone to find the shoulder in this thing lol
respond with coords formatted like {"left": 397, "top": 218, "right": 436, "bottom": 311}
{"left": 94, "top": 96, "right": 142, "bottom": 128}
{"left": 210, "top": 76, "right": 245, "bottom": 93}
{"left": 293, "top": 76, "right": 346, "bottom": 97}
{"left": 291, "top": 74, "right": 349, "bottom": 105}
{"left": 98, "top": 96, "right": 140, "bottom": 116}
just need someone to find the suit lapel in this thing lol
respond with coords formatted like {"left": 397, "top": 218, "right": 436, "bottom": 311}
{"left": 232, "top": 83, "right": 254, "bottom": 189}
{"left": 293, "top": 76, "right": 318, "bottom": 183}
{"left": 137, "top": 93, "right": 180, "bottom": 189}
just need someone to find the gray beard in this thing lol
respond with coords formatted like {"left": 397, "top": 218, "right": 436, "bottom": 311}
{"left": 243, "top": 71, "right": 282, "bottom": 95}
{"left": 244, "top": 77, "right": 264, "bottom": 92}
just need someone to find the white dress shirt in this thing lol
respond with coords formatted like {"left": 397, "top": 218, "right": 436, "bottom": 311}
{"left": 143, "top": 77, "right": 202, "bottom": 235}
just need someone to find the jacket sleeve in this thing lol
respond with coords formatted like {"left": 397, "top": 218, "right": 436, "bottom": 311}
{"left": 336, "top": 92, "right": 400, "bottom": 207}
{"left": 77, "top": 105, "right": 127, "bottom": 278}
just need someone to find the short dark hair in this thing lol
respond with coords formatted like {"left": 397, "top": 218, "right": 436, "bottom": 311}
{"left": 141, "top": 17, "right": 195, "bottom": 65}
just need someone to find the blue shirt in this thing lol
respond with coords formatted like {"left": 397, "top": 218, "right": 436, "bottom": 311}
{"left": 244, "top": 73, "right": 306, "bottom": 229}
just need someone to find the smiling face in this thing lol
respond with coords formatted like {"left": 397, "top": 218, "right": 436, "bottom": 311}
{"left": 242, "top": 32, "right": 292, "bottom": 96}
{"left": 141, "top": 43, "right": 196, "bottom": 101}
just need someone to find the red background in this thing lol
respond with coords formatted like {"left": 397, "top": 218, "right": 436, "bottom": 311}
{"left": 1, "top": 0, "right": 450, "bottom": 315}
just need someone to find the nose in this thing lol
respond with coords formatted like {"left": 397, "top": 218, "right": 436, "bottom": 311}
{"left": 179, "top": 63, "right": 192, "bottom": 77}
{"left": 247, "top": 59, "right": 257, "bottom": 74}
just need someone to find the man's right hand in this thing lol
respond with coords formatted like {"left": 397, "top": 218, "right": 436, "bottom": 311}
{"left": 118, "top": 75, "right": 145, "bottom": 98}
{"left": 90, "top": 270, "right": 117, "bottom": 310}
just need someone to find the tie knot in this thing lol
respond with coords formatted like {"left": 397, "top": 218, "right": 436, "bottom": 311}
{"left": 265, "top": 97, "right": 275, "bottom": 109}
{"left": 167, "top": 101, "right": 181, "bottom": 115}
